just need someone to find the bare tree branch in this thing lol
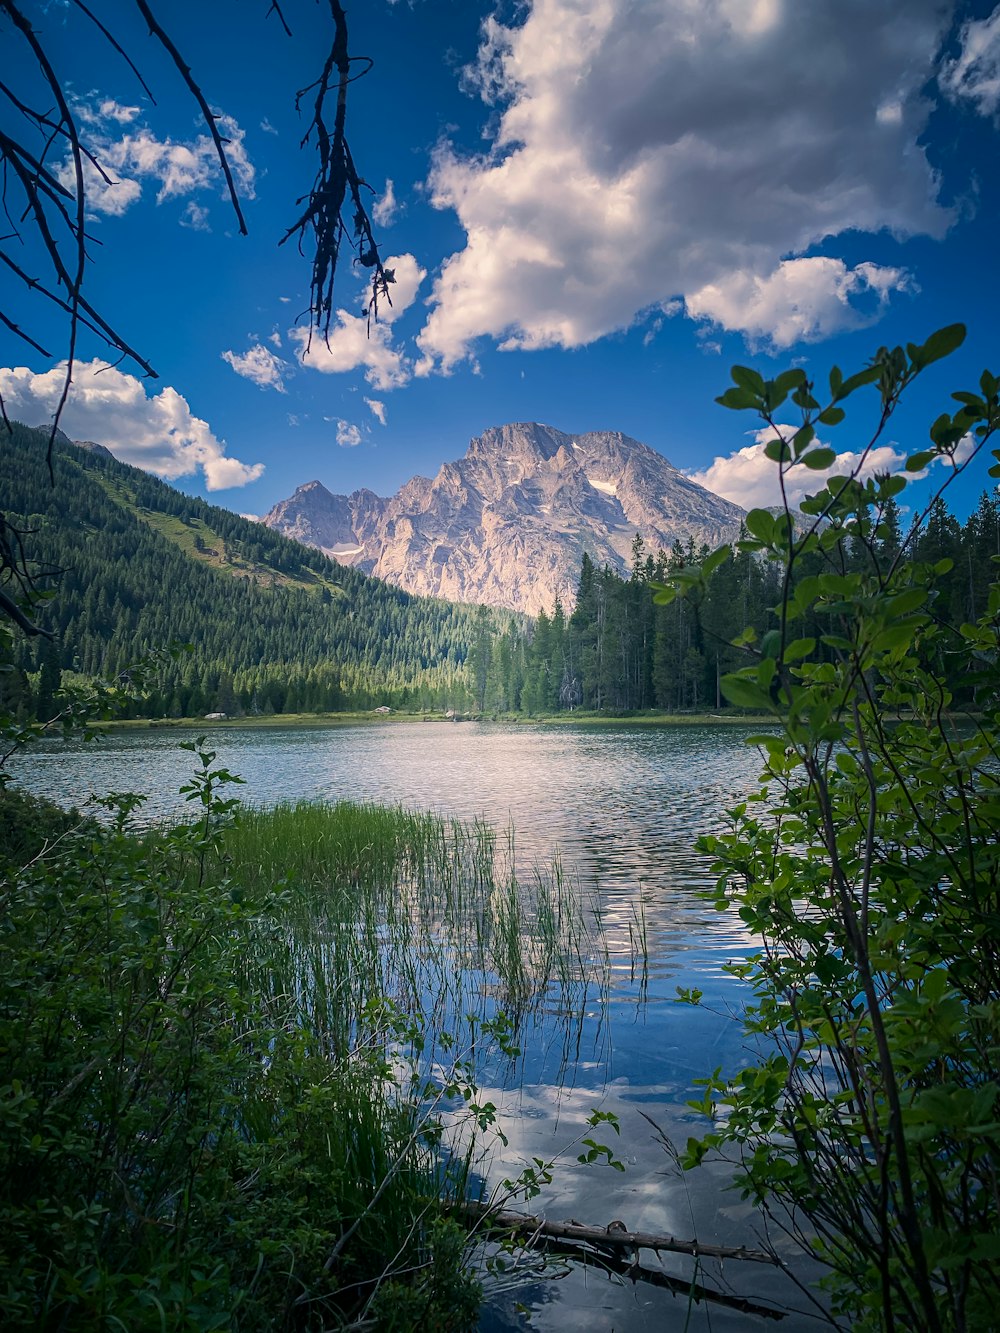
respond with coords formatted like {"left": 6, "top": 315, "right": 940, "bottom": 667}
{"left": 0, "top": 0, "right": 388, "bottom": 640}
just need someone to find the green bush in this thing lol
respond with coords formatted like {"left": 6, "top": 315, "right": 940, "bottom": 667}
{"left": 0, "top": 749, "right": 481, "bottom": 1331}
{"left": 671, "top": 328, "right": 1000, "bottom": 1330}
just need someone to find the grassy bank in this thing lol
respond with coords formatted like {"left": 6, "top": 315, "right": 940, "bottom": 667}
{"left": 95, "top": 709, "right": 432, "bottom": 731}
{"left": 0, "top": 752, "right": 612, "bottom": 1331}
{"left": 97, "top": 707, "right": 768, "bottom": 732}
{"left": 517, "top": 709, "right": 768, "bottom": 727}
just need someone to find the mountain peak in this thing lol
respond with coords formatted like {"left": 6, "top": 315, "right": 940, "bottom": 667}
{"left": 264, "top": 422, "right": 743, "bottom": 615}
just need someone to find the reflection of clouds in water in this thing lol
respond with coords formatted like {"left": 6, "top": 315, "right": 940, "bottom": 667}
{"left": 15, "top": 722, "right": 812, "bottom": 1329}
{"left": 464, "top": 1078, "right": 801, "bottom": 1332}
{"left": 13, "top": 718, "right": 765, "bottom": 884}
{"left": 12, "top": 720, "right": 766, "bottom": 1007}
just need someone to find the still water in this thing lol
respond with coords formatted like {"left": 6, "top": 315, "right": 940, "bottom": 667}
{"left": 12, "top": 721, "right": 821, "bottom": 1330}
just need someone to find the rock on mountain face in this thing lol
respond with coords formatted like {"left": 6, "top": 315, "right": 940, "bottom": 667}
{"left": 263, "top": 423, "right": 744, "bottom": 615}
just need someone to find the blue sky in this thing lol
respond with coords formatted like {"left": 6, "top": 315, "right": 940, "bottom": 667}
{"left": 3, "top": 0, "right": 1000, "bottom": 522}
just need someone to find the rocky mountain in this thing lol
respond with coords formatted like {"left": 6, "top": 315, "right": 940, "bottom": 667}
{"left": 263, "top": 423, "right": 744, "bottom": 616}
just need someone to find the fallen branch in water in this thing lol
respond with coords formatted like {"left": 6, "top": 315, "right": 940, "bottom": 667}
{"left": 455, "top": 1200, "right": 781, "bottom": 1265}
{"left": 523, "top": 1236, "right": 788, "bottom": 1321}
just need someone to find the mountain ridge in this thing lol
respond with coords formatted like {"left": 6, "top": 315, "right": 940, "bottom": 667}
{"left": 264, "top": 422, "right": 745, "bottom": 615}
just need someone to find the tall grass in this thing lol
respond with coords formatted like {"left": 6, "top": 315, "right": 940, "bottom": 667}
{"left": 1, "top": 755, "right": 625, "bottom": 1330}
{"left": 220, "top": 799, "right": 610, "bottom": 1073}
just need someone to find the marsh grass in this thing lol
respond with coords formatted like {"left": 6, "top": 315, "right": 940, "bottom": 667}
{"left": 1, "top": 754, "right": 622, "bottom": 1331}
{"left": 219, "top": 799, "right": 610, "bottom": 1070}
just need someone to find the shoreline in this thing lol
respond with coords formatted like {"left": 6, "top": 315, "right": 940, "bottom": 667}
{"left": 96, "top": 708, "right": 770, "bottom": 732}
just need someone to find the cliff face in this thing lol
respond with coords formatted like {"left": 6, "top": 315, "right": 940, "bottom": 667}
{"left": 263, "top": 423, "right": 744, "bottom": 615}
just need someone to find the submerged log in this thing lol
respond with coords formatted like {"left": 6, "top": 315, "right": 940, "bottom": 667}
{"left": 455, "top": 1200, "right": 781, "bottom": 1265}
{"left": 524, "top": 1236, "right": 788, "bottom": 1321}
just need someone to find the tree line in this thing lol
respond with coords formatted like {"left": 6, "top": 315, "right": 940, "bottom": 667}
{"left": 469, "top": 493, "right": 1000, "bottom": 716}
{"left": 4, "top": 422, "right": 996, "bottom": 723}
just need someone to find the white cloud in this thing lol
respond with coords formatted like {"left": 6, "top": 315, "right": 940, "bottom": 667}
{"left": 335, "top": 419, "right": 364, "bottom": 448}
{"left": 415, "top": 0, "right": 953, "bottom": 370}
{"left": 98, "top": 99, "right": 141, "bottom": 124}
{"left": 292, "top": 253, "right": 425, "bottom": 390}
{"left": 940, "top": 5, "right": 1000, "bottom": 117}
{"left": 365, "top": 397, "right": 387, "bottom": 425}
{"left": 688, "top": 422, "right": 957, "bottom": 510}
{"left": 221, "top": 342, "right": 288, "bottom": 392}
{"left": 64, "top": 101, "right": 255, "bottom": 219}
{"left": 685, "top": 257, "right": 915, "bottom": 348}
{"left": 75, "top": 97, "right": 141, "bottom": 126}
{"left": 0, "top": 360, "right": 264, "bottom": 490}
{"left": 260, "top": 117, "right": 279, "bottom": 135}
{"left": 179, "top": 200, "right": 211, "bottom": 231}
{"left": 268, "top": 331, "right": 282, "bottom": 348}
{"left": 373, "top": 178, "right": 398, "bottom": 226}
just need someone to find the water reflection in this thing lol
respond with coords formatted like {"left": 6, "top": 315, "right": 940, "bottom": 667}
{"left": 12, "top": 721, "right": 813, "bottom": 1329}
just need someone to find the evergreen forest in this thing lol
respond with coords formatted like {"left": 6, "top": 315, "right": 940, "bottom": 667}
{"left": 2, "top": 424, "right": 508, "bottom": 718}
{"left": 5, "top": 421, "right": 997, "bottom": 722}
{"left": 470, "top": 494, "right": 1000, "bottom": 715}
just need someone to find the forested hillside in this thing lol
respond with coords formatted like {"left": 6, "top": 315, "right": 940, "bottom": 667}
{"left": 468, "top": 494, "right": 1000, "bottom": 715}
{"left": 5, "top": 422, "right": 995, "bottom": 721}
{"left": 3, "top": 424, "right": 510, "bottom": 717}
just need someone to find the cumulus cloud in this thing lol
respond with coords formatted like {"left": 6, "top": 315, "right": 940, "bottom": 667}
{"left": 687, "top": 420, "right": 976, "bottom": 510}
{"left": 373, "top": 178, "right": 398, "bottom": 226}
{"left": 64, "top": 100, "right": 255, "bottom": 219}
{"left": 222, "top": 342, "right": 288, "bottom": 392}
{"left": 685, "top": 258, "right": 915, "bottom": 348}
{"left": 415, "top": 0, "right": 953, "bottom": 370}
{"left": 335, "top": 419, "right": 364, "bottom": 447}
{"left": 291, "top": 253, "right": 425, "bottom": 390}
{"left": 365, "top": 397, "right": 387, "bottom": 425}
{"left": 0, "top": 360, "right": 264, "bottom": 490}
{"left": 940, "top": 5, "right": 1000, "bottom": 117}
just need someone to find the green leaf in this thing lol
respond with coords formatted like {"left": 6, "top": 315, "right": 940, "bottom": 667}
{"left": 774, "top": 368, "right": 808, "bottom": 396}
{"left": 720, "top": 674, "right": 773, "bottom": 711}
{"left": 791, "top": 424, "right": 816, "bottom": 456}
{"left": 716, "top": 386, "right": 761, "bottom": 411}
{"left": 782, "top": 637, "right": 816, "bottom": 663}
{"left": 872, "top": 622, "right": 921, "bottom": 653}
{"left": 952, "top": 391, "right": 985, "bottom": 410}
{"left": 702, "top": 544, "right": 731, "bottom": 576}
{"left": 744, "top": 509, "right": 776, "bottom": 543}
{"left": 650, "top": 581, "right": 677, "bottom": 606}
{"left": 731, "top": 365, "right": 766, "bottom": 394}
{"left": 802, "top": 448, "right": 837, "bottom": 470}
{"left": 836, "top": 365, "right": 881, "bottom": 398}
{"left": 817, "top": 406, "right": 845, "bottom": 426}
{"left": 764, "top": 437, "right": 791, "bottom": 463}
{"left": 759, "top": 629, "right": 781, "bottom": 659}
{"left": 911, "top": 322, "right": 966, "bottom": 369}
{"left": 905, "top": 450, "right": 935, "bottom": 472}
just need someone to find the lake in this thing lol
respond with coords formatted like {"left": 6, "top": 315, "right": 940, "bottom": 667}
{"left": 11, "top": 720, "right": 822, "bottom": 1330}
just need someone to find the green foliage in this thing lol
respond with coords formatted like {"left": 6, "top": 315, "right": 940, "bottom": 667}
{"left": 2, "top": 423, "right": 507, "bottom": 716}
{"left": 0, "top": 785, "right": 95, "bottom": 874}
{"left": 0, "top": 716, "right": 621, "bottom": 1329}
{"left": 0, "top": 749, "right": 493, "bottom": 1330}
{"left": 680, "top": 328, "right": 1000, "bottom": 1331}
